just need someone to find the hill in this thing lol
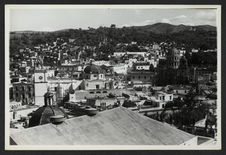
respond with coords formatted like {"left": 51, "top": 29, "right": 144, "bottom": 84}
{"left": 131, "top": 23, "right": 216, "bottom": 34}
{"left": 9, "top": 23, "right": 217, "bottom": 55}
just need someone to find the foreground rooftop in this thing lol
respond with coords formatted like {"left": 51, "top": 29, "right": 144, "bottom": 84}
{"left": 10, "top": 107, "right": 197, "bottom": 145}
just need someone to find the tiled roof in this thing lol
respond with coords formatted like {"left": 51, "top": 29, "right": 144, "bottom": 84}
{"left": 10, "top": 107, "right": 195, "bottom": 145}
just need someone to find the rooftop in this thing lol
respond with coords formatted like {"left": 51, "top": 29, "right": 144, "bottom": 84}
{"left": 10, "top": 107, "right": 195, "bottom": 145}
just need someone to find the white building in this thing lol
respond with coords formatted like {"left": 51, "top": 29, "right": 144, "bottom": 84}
{"left": 113, "top": 52, "right": 126, "bottom": 57}
{"left": 155, "top": 91, "right": 174, "bottom": 102}
{"left": 34, "top": 70, "right": 48, "bottom": 106}
{"left": 113, "top": 64, "right": 128, "bottom": 75}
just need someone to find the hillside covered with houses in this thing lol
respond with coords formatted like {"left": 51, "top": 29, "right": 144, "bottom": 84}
{"left": 9, "top": 23, "right": 218, "bottom": 145}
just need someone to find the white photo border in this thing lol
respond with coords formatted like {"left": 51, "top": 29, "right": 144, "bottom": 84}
{"left": 4, "top": 4, "right": 222, "bottom": 150}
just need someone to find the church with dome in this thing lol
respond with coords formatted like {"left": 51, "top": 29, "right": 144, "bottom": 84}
{"left": 83, "top": 64, "right": 106, "bottom": 80}
{"left": 81, "top": 63, "right": 110, "bottom": 90}
{"left": 28, "top": 90, "right": 68, "bottom": 127}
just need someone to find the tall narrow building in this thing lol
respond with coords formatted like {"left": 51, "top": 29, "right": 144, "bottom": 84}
{"left": 166, "top": 47, "right": 181, "bottom": 69}
{"left": 34, "top": 70, "right": 48, "bottom": 106}
{"left": 177, "top": 56, "right": 190, "bottom": 84}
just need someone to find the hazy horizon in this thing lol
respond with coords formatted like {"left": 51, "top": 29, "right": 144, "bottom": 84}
{"left": 9, "top": 7, "right": 217, "bottom": 32}
{"left": 10, "top": 22, "right": 217, "bottom": 33}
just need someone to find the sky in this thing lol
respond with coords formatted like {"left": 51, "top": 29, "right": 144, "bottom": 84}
{"left": 9, "top": 7, "right": 217, "bottom": 32}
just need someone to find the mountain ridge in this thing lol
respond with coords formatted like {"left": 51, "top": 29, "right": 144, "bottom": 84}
{"left": 11, "top": 23, "right": 216, "bottom": 34}
{"left": 130, "top": 22, "right": 216, "bottom": 34}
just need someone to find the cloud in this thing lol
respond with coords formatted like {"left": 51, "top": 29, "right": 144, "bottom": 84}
{"left": 122, "top": 19, "right": 156, "bottom": 27}
{"left": 160, "top": 15, "right": 187, "bottom": 24}
{"left": 133, "top": 19, "right": 156, "bottom": 26}
{"left": 122, "top": 15, "right": 189, "bottom": 27}
{"left": 189, "top": 10, "right": 216, "bottom": 26}
{"left": 121, "top": 10, "right": 216, "bottom": 28}
{"left": 161, "top": 18, "right": 172, "bottom": 24}
{"left": 174, "top": 15, "right": 187, "bottom": 19}
{"left": 40, "top": 27, "right": 55, "bottom": 31}
{"left": 196, "top": 10, "right": 216, "bottom": 21}
{"left": 121, "top": 24, "right": 131, "bottom": 27}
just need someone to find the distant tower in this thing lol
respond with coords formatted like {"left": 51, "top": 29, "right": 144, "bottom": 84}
{"left": 78, "top": 50, "right": 81, "bottom": 60}
{"left": 58, "top": 51, "right": 61, "bottom": 61}
{"left": 69, "top": 83, "right": 76, "bottom": 102}
{"left": 177, "top": 56, "right": 189, "bottom": 84}
{"left": 166, "top": 48, "right": 181, "bottom": 69}
{"left": 34, "top": 70, "right": 48, "bottom": 106}
{"left": 31, "top": 59, "right": 35, "bottom": 68}
{"left": 56, "top": 83, "right": 64, "bottom": 103}
{"left": 35, "top": 55, "right": 44, "bottom": 69}
{"left": 178, "top": 56, "right": 189, "bottom": 70}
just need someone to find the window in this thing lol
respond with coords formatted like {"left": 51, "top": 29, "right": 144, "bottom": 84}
{"left": 22, "top": 94, "right": 25, "bottom": 99}
{"left": 96, "top": 85, "right": 100, "bottom": 89}
{"left": 96, "top": 91, "right": 101, "bottom": 94}
{"left": 90, "top": 92, "right": 94, "bottom": 94}
{"left": 103, "top": 91, "right": 107, "bottom": 93}
{"left": 144, "top": 76, "right": 146, "bottom": 79}
{"left": 162, "top": 96, "right": 165, "bottom": 101}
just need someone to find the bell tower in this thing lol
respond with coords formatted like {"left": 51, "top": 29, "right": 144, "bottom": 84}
{"left": 34, "top": 70, "right": 48, "bottom": 106}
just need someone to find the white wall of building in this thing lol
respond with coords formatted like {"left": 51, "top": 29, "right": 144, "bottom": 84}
{"left": 34, "top": 83, "right": 48, "bottom": 106}
{"left": 113, "top": 64, "right": 128, "bottom": 75}
{"left": 135, "top": 65, "right": 150, "bottom": 70}
{"left": 84, "top": 80, "right": 106, "bottom": 90}
{"left": 10, "top": 107, "right": 39, "bottom": 121}
{"left": 173, "top": 89, "right": 189, "bottom": 95}
{"left": 156, "top": 93, "right": 173, "bottom": 102}
{"left": 113, "top": 52, "right": 126, "bottom": 57}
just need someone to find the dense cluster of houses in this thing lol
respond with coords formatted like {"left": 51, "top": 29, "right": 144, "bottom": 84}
{"left": 9, "top": 38, "right": 217, "bottom": 142}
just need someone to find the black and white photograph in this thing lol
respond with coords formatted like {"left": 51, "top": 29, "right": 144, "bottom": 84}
{"left": 5, "top": 5, "right": 221, "bottom": 150}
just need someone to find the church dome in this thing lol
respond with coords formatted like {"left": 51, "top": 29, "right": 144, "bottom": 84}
{"left": 84, "top": 64, "right": 104, "bottom": 74}
{"left": 28, "top": 105, "right": 68, "bottom": 127}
